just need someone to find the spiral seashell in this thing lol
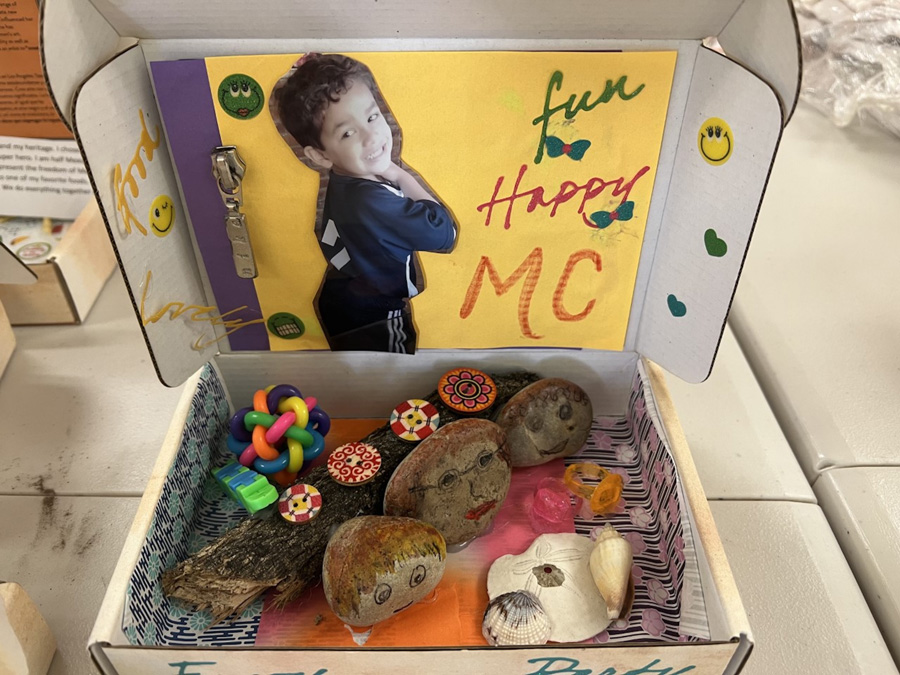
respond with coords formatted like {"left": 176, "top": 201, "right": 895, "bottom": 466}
{"left": 482, "top": 590, "right": 553, "bottom": 646}
{"left": 589, "top": 524, "right": 633, "bottom": 620}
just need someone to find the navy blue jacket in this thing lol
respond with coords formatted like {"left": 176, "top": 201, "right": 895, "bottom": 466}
{"left": 317, "top": 172, "right": 457, "bottom": 308}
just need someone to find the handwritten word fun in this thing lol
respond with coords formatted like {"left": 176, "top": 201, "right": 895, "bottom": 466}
{"left": 532, "top": 71, "right": 645, "bottom": 164}
{"left": 477, "top": 163, "right": 650, "bottom": 231}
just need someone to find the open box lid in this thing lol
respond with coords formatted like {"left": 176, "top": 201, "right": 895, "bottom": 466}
{"left": 40, "top": 0, "right": 800, "bottom": 389}
{"left": 0, "top": 244, "right": 38, "bottom": 286}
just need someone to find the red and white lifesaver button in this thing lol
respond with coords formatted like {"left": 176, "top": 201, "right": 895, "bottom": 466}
{"left": 327, "top": 442, "right": 382, "bottom": 485}
{"left": 278, "top": 484, "right": 322, "bottom": 523}
{"left": 390, "top": 399, "right": 440, "bottom": 442}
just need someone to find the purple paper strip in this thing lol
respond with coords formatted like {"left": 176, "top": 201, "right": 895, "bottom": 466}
{"left": 151, "top": 59, "right": 269, "bottom": 351}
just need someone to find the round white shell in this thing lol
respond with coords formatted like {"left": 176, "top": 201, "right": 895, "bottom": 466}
{"left": 487, "top": 533, "right": 610, "bottom": 642}
{"left": 482, "top": 591, "right": 553, "bottom": 646}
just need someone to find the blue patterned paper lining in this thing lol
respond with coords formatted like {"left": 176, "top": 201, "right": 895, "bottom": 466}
{"left": 122, "top": 365, "right": 262, "bottom": 646}
{"left": 123, "top": 366, "right": 706, "bottom": 646}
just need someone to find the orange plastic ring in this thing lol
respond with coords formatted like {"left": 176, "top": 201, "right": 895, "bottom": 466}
{"left": 253, "top": 389, "right": 269, "bottom": 413}
{"left": 252, "top": 423, "right": 280, "bottom": 460}
{"left": 273, "top": 469, "right": 297, "bottom": 487}
{"left": 563, "top": 462, "right": 623, "bottom": 515}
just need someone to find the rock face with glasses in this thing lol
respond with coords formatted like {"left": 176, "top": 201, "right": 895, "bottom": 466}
{"left": 384, "top": 418, "right": 511, "bottom": 546}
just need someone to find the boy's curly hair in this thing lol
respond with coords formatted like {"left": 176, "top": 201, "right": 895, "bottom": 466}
{"left": 276, "top": 53, "right": 377, "bottom": 150}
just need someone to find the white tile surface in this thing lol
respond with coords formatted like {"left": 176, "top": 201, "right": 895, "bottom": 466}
{"left": 0, "top": 271, "right": 186, "bottom": 495}
{"left": 709, "top": 500, "right": 897, "bottom": 675}
{"left": 664, "top": 327, "right": 814, "bottom": 502}
{"left": 814, "top": 467, "right": 900, "bottom": 665}
{"left": 730, "top": 104, "right": 900, "bottom": 477}
{"left": 0, "top": 495, "right": 140, "bottom": 675}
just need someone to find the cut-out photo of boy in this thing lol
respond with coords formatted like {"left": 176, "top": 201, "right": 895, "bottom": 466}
{"left": 272, "top": 53, "right": 458, "bottom": 354}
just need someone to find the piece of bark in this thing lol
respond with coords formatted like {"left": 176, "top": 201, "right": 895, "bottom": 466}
{"left": 162, "top": 371, "right": 540, "bottom": 620}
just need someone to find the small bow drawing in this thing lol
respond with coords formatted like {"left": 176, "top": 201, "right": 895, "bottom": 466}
{"left": 545, "top": 136, "right": 591, "bottom": 161}
{"left": 589, "top": 201, "right": 635, "bottom": 229}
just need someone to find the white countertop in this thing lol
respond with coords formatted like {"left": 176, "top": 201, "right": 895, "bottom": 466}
{"left": 0, "top": 272, "right": 185, "bottom": 495}
{"left": 731, "top": 104, "right": 900, "bottom": 478}
{"left": 815, "top": 467, "right": 900, "bottom": 666}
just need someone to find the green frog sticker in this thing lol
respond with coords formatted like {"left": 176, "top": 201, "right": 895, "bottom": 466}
{"left": 218, "top": 74, "right": 264, "bottom": 120}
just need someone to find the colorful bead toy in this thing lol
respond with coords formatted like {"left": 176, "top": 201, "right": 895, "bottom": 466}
{"left": 279, "top": 484, "right": 323, "bottom": 523}
{"left": 438, "top": 368, "right": 497, "bottom": 414}
{"left": 327, "top": 442, "right": 382, "bottom": 486}
{"left": 226, "top": 384, "right": 331, "bottom": 486}
{"left": 390, "top": 398, "right": 440, "bottom": 442}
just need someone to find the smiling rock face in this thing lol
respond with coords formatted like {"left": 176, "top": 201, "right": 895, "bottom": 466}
{"left": 322, "top": 516, "right": 446, "bottom": 627}
{"left": 384, "top": 419, "right": 511, "bottom": 546}
{"left": 495, "top": 378, "right": 593, "bottom": 467}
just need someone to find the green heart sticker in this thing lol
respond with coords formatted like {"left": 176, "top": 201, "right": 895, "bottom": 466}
{"left": 667, "top": 294, "right": 687, "bottom": 317}
{"left": 704, "top": 228, "right": 728, "bottom": 257}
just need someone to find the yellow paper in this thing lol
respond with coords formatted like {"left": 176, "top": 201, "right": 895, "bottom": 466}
{"left": 207, "top": 51, "right": 676, "bottom": 351}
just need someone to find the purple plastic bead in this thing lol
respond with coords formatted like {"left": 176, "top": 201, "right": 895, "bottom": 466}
{"left": 308, "top": 407, "right": 330, "bottom": 436}
{"left": 229, "top": 406, "right": 253, "bottom": 442}
{"left": 266, "top": 384, "right": 303, "bottom": 415}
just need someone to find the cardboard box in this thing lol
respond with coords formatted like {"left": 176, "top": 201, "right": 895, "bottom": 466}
{"left": 0, "top": 300, "right": 14, "bottom": 378}
{"left": 40, "top": 1, "right": 800, "bottom": 673}
{"left": 0, "top": 199, "right": 116, "bottom": 324}
{"left": 0, "top": 231, "right": 35, "bottom": 375}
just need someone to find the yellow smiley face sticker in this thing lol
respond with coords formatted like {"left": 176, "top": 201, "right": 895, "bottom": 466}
{"left": 149, "top": 194, "right": 175, "bottom": 237}
{"left": 698, "top": 118, "right": 733, "bottom": 166}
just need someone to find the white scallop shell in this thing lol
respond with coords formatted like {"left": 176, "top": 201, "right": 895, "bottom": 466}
{"left": 487, "top": 533, "right": 610, "bottom": 642}
{"left": 482, "top": 591, "right": 553, "bottom": 646}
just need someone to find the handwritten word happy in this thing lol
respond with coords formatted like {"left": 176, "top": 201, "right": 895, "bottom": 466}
{"left": 113, "top": 109, "right": 161, "bottom": 236}
{"left": 532, "top": 71, "right": 645, "bottom": 164}
{"left": 476, "top": 163, "right": 650, "bottom": 230}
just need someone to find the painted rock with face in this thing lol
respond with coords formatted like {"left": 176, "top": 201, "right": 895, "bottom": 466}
{"left": 495, "top": 378, "right": 593, "bottom": 467}
{"left": 322, "top": 516, "right": 446, "bottom": 627}
{"left": 384, "top": 418, "right": 511, "bottom": 546}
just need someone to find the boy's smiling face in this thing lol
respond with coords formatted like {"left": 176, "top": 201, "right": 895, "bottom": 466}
{"left": 304, "top": 79, "right": 393, "bottom": 181}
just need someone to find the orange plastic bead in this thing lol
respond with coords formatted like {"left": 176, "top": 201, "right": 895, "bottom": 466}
{"left": 252, "top": 423, "right": 280, "bottom": 460}
{"left": 563, "top": 462, "right": 623, "bottom": 515}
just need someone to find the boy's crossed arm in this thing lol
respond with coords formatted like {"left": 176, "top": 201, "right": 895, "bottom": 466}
{"left": 381, "top": 162, "right": 438, "bottom": 203}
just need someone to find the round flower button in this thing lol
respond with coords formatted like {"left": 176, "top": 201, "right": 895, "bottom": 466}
{"left": 327, "top": 442, "right": 382, "bottom": 486}
{"left": 278, "top": 484, "right": 322, "bottom": 523}
{"left": 390, "top": 399, "right": 440, "bottom": 442}
{"left": 438, "top": 368, "right": 497, "bottom": 414}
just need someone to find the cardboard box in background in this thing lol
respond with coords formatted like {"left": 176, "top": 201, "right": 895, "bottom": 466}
{"left": 0, "top": 224, "right": 35, "bottom": 374}
{"left": 0, "top": 300, "right": 15, "bottom": 377}
{"left": 39, "top": 1, "right": 801, "bottom": 673}
{"left": 0, "top": 199, "right": 116, "bottom": 324}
